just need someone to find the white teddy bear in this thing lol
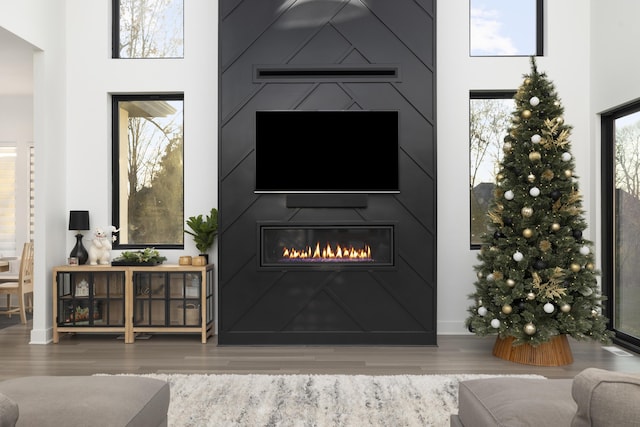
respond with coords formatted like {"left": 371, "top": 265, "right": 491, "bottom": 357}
{"left": 88, "top": 226, "right": 119, "bottom": 265}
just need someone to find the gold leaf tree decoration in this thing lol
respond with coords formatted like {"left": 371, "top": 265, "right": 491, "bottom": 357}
{"left": 466, "top": 57, "right": 613, "bottom": 346}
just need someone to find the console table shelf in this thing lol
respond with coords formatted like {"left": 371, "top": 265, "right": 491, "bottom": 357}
{"left": 53, "top": 264, "right": 214, "bottom": 344}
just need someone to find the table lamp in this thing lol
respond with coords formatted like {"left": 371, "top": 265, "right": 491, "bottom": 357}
{"left": 69, "top": 210, "right": 90, "bottom": 265}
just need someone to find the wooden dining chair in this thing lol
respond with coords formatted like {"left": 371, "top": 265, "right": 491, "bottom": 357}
{"left": 0, "top": 242, "right": 34, "bottom": 324}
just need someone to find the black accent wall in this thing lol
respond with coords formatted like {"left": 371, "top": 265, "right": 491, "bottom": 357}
{"left": 218, "top": 0, "right": 436, "bottom": 345}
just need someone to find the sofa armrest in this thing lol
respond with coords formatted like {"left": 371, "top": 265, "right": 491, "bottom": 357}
{"left": 571, "top": 367, "right": 640, "bottom": 427}
{"left": 0, "top": 392, "right": 19, "bottom": 427}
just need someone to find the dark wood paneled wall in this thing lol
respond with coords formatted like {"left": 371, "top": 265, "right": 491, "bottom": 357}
{"left": 218, "top": 0, "right": 436, "bottom": 345}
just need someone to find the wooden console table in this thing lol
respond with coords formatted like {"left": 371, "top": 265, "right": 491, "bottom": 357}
{"left": 52, "top": 264, "right": 214, "bottom": 344}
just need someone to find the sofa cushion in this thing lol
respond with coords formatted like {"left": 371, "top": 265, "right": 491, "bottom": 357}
{"left": 571, "top": 367, "right": 640, "bottom": 427}
{"left": 0, "top": 392, "right": 19, "bottom": 427}
{"left": 457, "top": 377, "right": 574, "bottom": 427}
{"left": 0, "top": 376, "right": 169, "bottom": 427}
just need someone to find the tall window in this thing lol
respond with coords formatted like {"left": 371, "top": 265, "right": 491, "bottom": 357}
{"left": 112, "top": 94, "right": 184, "bottom": 248}
{"left": 470, "top": 0, "right": 543, "bottom": 57}
{"left": 113, "top": 0, "right": 184, "bottom": 58}
{"left": 0, "top": 143, "right": 33, "bottom": 257}
{"left": 469, "top": 91, "right": 515, "bottom": 248}
{"left": 602, "top": 102, "right": 640, "bottom": 352}
{"left": 0, "top": 145, "right": 16, "bottom": 257}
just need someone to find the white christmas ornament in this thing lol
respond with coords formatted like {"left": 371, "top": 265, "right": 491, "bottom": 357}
{"left": 529, "top": 187, "right": 540, "bottom": 197}
{"left": 529, "top": 96, "right": 540, "bottom": 106}
{"left": 530, "top": 134, "right": 541, "bottom": 144}
{"left": 504, "top": 190, "right": 514, "bottom": 200}
{"left": 513, "top": 251, "right": 524, "bottom": 262}
{"left": 543, "top": 302, "right": 555, "bottom": 313}
{"left": 490, "top": 318, "right": 501, "bottom": 328}
{"left": 477, "top": 306, "right": 488, "bottom": 316}
{"left": 561, "top": 152, "right": 572, "bottom": 162}
{"left": 580, "top": 246, "right": 590, "bottom": 255}
{"left": 487, "top": 273, "right": 495, "bottom": 281}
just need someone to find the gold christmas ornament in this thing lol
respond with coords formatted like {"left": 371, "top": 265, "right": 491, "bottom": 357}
{"left": 477, "top": 271, "right": 483, "bottom": 279}
{"left": 526, "top": 292, "right": 536, "bottom": 300}
{"left": 523, "top": 322, "right": 537, "bottom": 335}
{"left": 570, "top": 263, "right": 581, "bottom": 272}
{"left": 497, "top": 173, "right": 504, "bottom": 181}
{"left": 522, "top": 228, "right": 533, "bottom": 238}
{"left": 542, "top": 169, "right": 555, "bottom": 181}
{"left": 556, "top": 116, "right": 564, "bottom": 124}
{"left": 529, "top": 151, "right": 541, "bottom": 162}
{"left": 586, "top": 263, "right": 595, "bottom": 271}
{"left": 521, "top": 207, "right": 533, "bottom": 217}
{"left": 502, "top": 304, "right": 513, "bottom": 314}
{"left": 503, "top": 142, "right": 512, "bottom": 152}
{"left": 527, "top": 173, "right": 536, "bottom": 183}
{"left": 506, "top": 279, "right": 515, "bottom": 287}
{"left": 524, "top": 78, "right": 531, "bottom": 85}
{"left": 522, "top": 110, "right": 532, "bottom": 119}
{"left": 564, "top": 169, "right": 573, "bottom": 178}
{"left": 551, "top": 223, "right": 561, "bottom": 231}
{"left": 539, "top": 240, "right": 551, "bottom": 252}
{"left": 560, "top": 303, "right": 571, "bottom": 313}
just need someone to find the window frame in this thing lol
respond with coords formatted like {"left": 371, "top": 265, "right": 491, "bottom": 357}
{"left": 469, "top": 0, "right": 543, "bottom": 57}
{"left": 111, "top": 93, "right": 185, "bottom": 250}
{"left": 469, "top": 90, "right": 516, "bottom": 249}
{"left": 601, "top": 100, "right": 640, "bottom": 353}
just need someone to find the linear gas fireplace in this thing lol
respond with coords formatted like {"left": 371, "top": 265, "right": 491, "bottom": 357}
{"left": 260, "top": 224, "right": 394, "bottom": 268}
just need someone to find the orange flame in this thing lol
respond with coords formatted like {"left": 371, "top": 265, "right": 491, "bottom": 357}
{"left": 283, "top": 242, "right": 372, "bottom": 261}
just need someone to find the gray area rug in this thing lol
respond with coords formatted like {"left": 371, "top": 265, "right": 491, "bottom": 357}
{"left": 109, "top": 373, "right": 545, "bottom": 426}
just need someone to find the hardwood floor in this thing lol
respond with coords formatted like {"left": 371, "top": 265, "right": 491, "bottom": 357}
{"left": 1, "top": 322, "right": 639, "bottom": 381}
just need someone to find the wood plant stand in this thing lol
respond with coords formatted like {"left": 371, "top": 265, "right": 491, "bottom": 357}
{"left": 493, "top": 334, "right": 574, "bottom": 366}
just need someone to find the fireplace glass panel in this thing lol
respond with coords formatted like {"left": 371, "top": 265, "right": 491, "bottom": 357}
{"left": 261, "top": 225, "right": 394, "bottom": 267}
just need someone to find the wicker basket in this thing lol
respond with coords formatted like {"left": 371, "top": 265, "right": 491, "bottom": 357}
{"left": 171, "top": 303, "right": 200, "bottom": 325}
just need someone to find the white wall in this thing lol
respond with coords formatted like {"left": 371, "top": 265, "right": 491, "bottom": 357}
{"left": 1, "top": 0, "right": 639, "bottom": 343}
{"left": 0, "top": 0, "right": 67, "bottom": 344}
{"left": 64, "top": 0, "right": 218, "bottom": 256}
{"left": 589, "top": 1, "right": 640, "bottom": 265}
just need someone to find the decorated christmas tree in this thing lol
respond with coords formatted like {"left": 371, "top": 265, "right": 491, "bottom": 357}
{"left": 466, "top": 57, "right": 613, "bottom": 350}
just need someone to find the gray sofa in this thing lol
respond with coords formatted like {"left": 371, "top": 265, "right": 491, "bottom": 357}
{"left": 0, "top": 376, "right": 170, "bottom": 426}
{"left": 451, "top": 367, "right": 640, "bottom": 426}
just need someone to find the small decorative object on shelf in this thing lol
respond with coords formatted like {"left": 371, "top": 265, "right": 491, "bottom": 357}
{"left": 111, "top": 248, "right": 167, "bottom": 266}
{"left": 75, "top": 279, "right": 89, "bottom": 297}
{"left": 185, "top": 208, "right": 218, "bottom": 263}
{"left": 68, "top": 210, "right": 90, "bottom": 265}
{"left": 88, "top": 226, "right": 119, "bottom": 265}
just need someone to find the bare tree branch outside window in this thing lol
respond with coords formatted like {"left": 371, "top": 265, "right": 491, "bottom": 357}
{"left": 469, "top": 93, "right": 515, "bottom": 247}
{"left": 116, "top": 0, "right": 183, "bottom": 58}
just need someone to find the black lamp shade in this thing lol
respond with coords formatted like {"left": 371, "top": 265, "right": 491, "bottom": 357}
{"left": 69, "top": 210, "right": 90, "bottom": 231}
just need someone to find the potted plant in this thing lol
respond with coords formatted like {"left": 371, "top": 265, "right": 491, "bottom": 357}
{"left": 111, "top": 248, "right": 167, "bottom": 266}
{"left": 185, "top": 208, "right": 218, "bottom": 263}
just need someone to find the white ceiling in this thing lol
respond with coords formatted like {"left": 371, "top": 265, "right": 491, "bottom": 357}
{"left": 0, "top": 27, "right": 34, "bottom": 95}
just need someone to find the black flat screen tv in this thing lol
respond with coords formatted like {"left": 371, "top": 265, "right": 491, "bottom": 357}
{"left": 255, "top": 110, "right": 399, "bottom": 193}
